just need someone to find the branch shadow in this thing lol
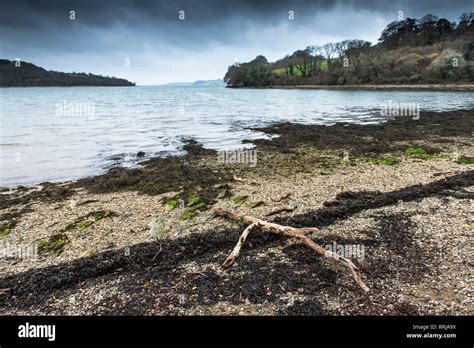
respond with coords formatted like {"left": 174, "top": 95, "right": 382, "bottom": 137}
{"left": 1, "top": 171, "right": 472, "bottom": 315}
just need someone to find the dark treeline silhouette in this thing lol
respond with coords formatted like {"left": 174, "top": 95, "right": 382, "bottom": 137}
{"left": 224, "top": 13, "right": 474, "bottom": 87}
{"left": 0, "top": 60, "right": 135, "bottom": 87}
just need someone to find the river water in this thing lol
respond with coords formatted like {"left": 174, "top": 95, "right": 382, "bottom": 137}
{"left": 1, "top": 85, "right": 473, "bottom": 187}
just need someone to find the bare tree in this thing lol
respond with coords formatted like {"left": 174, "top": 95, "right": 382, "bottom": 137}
{"left": 323, "top": 43, "right": 336, "bottom": 65}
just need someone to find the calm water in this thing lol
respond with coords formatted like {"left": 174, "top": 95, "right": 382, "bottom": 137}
{"left": 1, "top": 86, "right": 473, "bottom": 187}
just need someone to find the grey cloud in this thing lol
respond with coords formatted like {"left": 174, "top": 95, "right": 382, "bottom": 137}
{"left": 0, "top": 0, "right": 472, "bottom": 84}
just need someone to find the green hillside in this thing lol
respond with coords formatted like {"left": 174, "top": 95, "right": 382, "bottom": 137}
{"left": 224, "top": 13, "right": 474, "bottom": 87}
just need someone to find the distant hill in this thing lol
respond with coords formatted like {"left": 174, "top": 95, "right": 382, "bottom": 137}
{"left": 160, "top": 82, "right": 194, "bottom": 87}
{"left": 0, "top": 59, "right": 135, "bottom": 87}
{"left": 192, "top": 79, "right": 225, "bottom": 86}
{"left": 160, "top": 79, "right": 225, "bottom": 87}
{"left": 224, "top": 12, "right": 474, "bottom": 87}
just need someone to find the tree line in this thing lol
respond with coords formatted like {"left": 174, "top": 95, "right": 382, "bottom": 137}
{"left": 224, "top": 13, "right": 474, "bottom": 87}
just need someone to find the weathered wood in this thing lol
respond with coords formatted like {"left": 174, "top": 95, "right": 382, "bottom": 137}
{"left": 223, "top": 222, "right": 259, "bottom": 267}
{"left": 214, "top": 208, "right": 318, "bottom": 235}
{"left": 265, "top": 205, "right": 297, "bottom": 217}
{"left": 214, "top": 208, "right": 369, "bottom": 292}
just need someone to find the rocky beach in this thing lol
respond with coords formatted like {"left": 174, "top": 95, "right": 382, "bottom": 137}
{"left": 0, "top": 108, "right": 473, "bottom": 315}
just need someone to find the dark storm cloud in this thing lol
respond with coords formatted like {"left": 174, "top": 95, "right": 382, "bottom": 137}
{"left": 0, "top": 0, "right": 472, "bottom": 84}
{"left": 1, "top": 0, "right": 332, "bottom": 28}
{"left": 0, "top": 0, "right": 338, "bottom": 50}
{"left": 0, "top": 0, "right": 469, "bottom": 49}
{"left": 1, "top": 0, "right": 471, "bottom": 26}
{"left": 3, "top": 0, "right": 471, "bottom": 42}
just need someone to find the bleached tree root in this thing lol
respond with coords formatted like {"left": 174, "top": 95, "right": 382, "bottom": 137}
{"left": 223, "top": 222, "right": 259, "bottom": 267}
{"left": 214, "top": 208, "right": 369, "bottom": 292}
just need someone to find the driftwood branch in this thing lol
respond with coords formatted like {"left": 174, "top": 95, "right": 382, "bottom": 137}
{"left": 214, "top": 208, "right": 369, "bottom": 292}
{"left": 265, "top": 205, "right": 297, "bottom": 217}
{"left": 223, "top": 222, "right": 259, "bottom": 267}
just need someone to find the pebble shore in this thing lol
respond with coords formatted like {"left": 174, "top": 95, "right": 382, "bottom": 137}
{"left": 1, "top": 109, "right": 473, "bottom": 315}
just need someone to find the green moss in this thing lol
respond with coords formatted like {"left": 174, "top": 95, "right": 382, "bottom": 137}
{"left": 192, "top": 202, "right": 206, "bottom": 210}
{"left": 62, "top": 222, "right": 76, "bottom": 232}
{"left": 356, "top": 155, "right": 397, "bottom": 165}
{"left": 60, "top": 210, "right": 116, "bottom": 232}
{"left": 405, "top": 147, "right": 427, "bottom": 156}
{"left": 456, "top": 156, "right": 474, "bottom": 164}
{"left": 404, "top": 147, "right": 447, "bottom": 160}
{"left": 79, "top": 219, "right": 95, "bottom": 230}
{"left": 0, "top": 209, "right": 25, "bottom": 237}
{"left": 179, "top": 201, "right": 207, "bottom": 220}
{"left": 379, "top": 158, "right": 398, "bottom": 165}
{"left": 90, "top": 210, "right": 114, "bottom": 220}
{"left": 232, "top": 195, "right": 249, "bottom": 205}
{"left": 165, "top": 199, "right": 179, "bottom": 211}
{"left": 179, "top": 210, "right": 197, "bottom": 220}
{"left": 38, "top": 233, "right": 69, "bottom": 256}
{"left": 186, "top": 193, "right": 202, "bottom": 207}
{"left": 0, "top": 223, "right": 12, "bottom": 237}
{"left": 369, "top": 157, "right": 398, "bottom": 166}
{"left": 0, "top": 211, "right": 20, "bottom": 238}
{"left": 356, "top": 148, "right": 451, "bottom": 166}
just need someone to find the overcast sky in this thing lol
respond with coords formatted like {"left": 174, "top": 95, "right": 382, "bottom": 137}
{"left": 0, "top": 0, "right": 472, "bottom": 85}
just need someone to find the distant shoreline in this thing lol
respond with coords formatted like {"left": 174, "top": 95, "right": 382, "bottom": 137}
{"left": 0, "top": 85, "right": 136, "bottom": 88}
{"left": 228, "top": 84, "right": 474, "bottom": 91}
{"left": 0, "top": 59, "right": 135, "bottom": 87}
